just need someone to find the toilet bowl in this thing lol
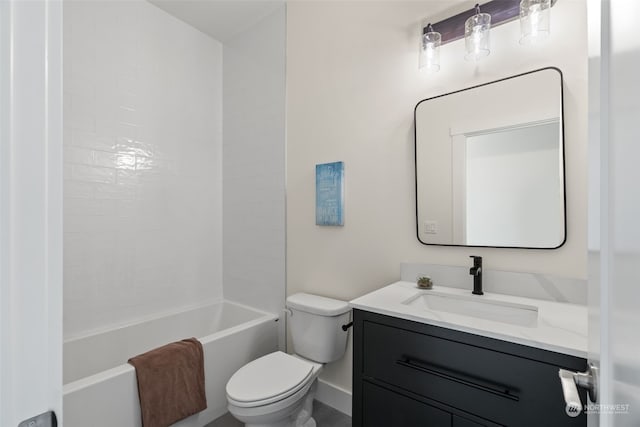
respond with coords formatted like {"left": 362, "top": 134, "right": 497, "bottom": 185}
{"left": 226, "top": 352, "right": 322, "bottom": 427}
{"left": 226, "top": 293, "right": 351, "bottom": 427}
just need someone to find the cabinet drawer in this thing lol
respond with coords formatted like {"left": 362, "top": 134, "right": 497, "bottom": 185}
{"left": 453, "top": 415, "right": 492, "bottom": 427}
{"left": 362, "top": 319, "right": 586, "bottom": 426}
{"left": 362, "top": 381, "right": 451, "bottom": 427}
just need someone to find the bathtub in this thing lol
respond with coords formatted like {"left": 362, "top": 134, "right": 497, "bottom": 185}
{"left": 63, "top": 301, "right": 278, "bottom": 427}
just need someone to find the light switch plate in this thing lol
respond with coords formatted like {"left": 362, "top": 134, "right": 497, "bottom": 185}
{"left": 424, "top": 221, "right": 438, "bottom": 234}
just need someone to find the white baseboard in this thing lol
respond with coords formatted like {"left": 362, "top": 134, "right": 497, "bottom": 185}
{"left": 315, "top": 378, "right": 352, "bottom": 417}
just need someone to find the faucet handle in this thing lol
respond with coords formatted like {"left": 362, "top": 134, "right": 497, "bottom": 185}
{"left": 469, "top": 255, "right": 482, "bottom": 265}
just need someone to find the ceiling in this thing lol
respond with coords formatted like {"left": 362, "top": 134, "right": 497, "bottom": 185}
{"left": 148, "top": 0, "right": 284, "bottom": 42}
{"left": 148, "top": 0, "right": 477, "bottom": 44}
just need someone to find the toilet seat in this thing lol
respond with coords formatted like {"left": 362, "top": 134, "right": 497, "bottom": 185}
{"left": 226, "top": 351, "right": 315, "bottom": 408}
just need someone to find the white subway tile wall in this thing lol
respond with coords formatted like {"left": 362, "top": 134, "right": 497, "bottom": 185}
{"left": 63, "top": 0, "right": 223, "bottom": 338}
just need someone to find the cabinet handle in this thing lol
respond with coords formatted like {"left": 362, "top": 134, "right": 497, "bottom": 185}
{"left": 396, "top": 357, "right": 519, "bottom": 401}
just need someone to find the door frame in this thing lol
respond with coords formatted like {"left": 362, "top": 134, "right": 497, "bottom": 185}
{"left": 0, "top": 0, "right": 63, "bottom": 425}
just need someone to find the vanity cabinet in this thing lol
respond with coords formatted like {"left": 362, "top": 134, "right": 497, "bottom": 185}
{"left": 353, "top": 309, "right": 587, "bottom": 427}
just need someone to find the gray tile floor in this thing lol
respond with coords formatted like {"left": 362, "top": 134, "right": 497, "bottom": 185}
{"left": 206, "top": 400, "right": 351, "bottom": 427}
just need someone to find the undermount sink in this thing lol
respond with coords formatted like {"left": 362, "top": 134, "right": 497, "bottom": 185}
{"left": 402, "top": 290, "right": 539, "bottom": 327}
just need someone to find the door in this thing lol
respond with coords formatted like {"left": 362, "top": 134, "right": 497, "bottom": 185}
{"left": 588, "top": 0, "right": 640, "bottom": 426}
{"left": 0, "top": 1, "right": 63, "bottom": 426}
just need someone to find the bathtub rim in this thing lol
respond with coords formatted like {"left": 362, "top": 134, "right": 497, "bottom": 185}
{"left": 64, "top": 298, "right": 275, "bottom": 343}
{"left": 63, "top": 299, "right": 278, "bottom": 392}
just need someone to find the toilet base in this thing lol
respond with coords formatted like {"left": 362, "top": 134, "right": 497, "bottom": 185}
{"left": 231, "top": 380, "right": 318, "bottom": 427}
{"left": 290, "top": 383, "right": 316, "bottom": 427}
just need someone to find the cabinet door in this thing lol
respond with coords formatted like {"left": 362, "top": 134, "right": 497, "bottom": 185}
{"left": 362, "top": 381, "right": 451, "bottom": 427}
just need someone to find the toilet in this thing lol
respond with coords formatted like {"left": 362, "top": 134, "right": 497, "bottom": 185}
{"left": 226, "top": 293, "right": 351, "bottom": 427}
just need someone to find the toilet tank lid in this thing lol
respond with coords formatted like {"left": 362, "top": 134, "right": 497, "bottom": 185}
{"left": 286, "top": 293, "right": 350, "bottom": 316}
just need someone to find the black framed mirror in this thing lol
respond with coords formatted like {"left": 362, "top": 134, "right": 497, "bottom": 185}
{"left": 414, "top": 67, "right": 566, "bottom": 249}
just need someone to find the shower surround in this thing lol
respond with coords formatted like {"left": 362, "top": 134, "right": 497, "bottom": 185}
{"left": 63, "top": 0, "right": 223, "bottom": 339}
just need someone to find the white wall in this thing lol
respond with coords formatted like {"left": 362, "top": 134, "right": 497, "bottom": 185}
{"left": 287, "top": 0, "right": 587, "bottom": 393}
{"left": 63, "top": 0, "right": 223, "bottom": 339}
{"left": 222, "top": 6, "right": 287, "bottom": 329}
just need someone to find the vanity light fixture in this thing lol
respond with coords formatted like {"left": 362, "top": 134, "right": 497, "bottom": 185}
{"left": 464, "top": 4, "right": 492, "bottom": 61}
{"left": 420, "top": 23, "right": 441, "bottom": 72}
{"left": 419, "top": 0, "right": 558, "bottom": 70}
{"left": 519, "top": 0, "right": 551, "bottom": 44}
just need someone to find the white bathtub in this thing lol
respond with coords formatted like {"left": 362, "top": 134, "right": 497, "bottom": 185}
{"left": 63, "top": 301, "right": 278, "bottom": 427}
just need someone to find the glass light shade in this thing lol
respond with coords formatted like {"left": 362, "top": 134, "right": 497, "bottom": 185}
{"left": 519, "top": 0, "right": 551, "bottom": 44}
{"left": 464, "top": 12, "right": 491, "bottom": 61}
{"left": 420, "top": 31, "right": 441, "bottom": 72}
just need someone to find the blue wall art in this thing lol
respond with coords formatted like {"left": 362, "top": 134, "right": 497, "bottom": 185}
{"left": 316, "top": 161, "right": 344, "bottom": 226}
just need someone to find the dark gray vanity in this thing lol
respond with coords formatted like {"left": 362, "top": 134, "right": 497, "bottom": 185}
{"left": 352, "top": 309, "right": 587, "bottom": 426}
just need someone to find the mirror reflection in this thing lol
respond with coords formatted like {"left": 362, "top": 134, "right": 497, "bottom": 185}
{"left": 415, "top": 68, "right": 565, "bottom": 248}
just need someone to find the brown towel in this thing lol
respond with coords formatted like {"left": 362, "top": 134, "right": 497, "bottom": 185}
{"left": 128, "top": 338, "right": 207, "bottom": 427}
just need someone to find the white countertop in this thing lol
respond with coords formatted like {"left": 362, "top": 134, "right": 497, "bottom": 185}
{"left": 350, "top": 281, "right": 588, "bottom": 358}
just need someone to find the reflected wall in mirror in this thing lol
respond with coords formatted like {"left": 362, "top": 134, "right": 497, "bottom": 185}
{"left": 415, "top": 67, "right": 565, "bottom": 249}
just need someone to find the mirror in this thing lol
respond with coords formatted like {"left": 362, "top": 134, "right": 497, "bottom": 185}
{"left": 415, "top": 67, "right": 565, "bottom": 249}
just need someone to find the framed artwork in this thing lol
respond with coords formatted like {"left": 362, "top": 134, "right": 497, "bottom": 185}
{"left": 315, "top": 161, "right": 344, "bottom": 226}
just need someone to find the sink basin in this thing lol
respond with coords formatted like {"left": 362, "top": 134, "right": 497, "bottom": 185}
{"left": 402, "top": 291, "right": 539, "bottom": 327}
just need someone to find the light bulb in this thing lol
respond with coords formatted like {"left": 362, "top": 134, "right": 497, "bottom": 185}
{"left": 419, "top": 25, "right": 441, "bottom": 72}
{"left": 464, "top": 6, "right": 491, "bottom": 61}
{"left": 520, "top": 0, "right": 550, "bottom": 44}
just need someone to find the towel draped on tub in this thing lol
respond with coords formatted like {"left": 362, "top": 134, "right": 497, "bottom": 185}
{"left": 128, "top": 337, "right": 207, "bottom": 427}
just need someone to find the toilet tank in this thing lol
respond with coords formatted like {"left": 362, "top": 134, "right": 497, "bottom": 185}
{"left": 286, "top": 293, "right": 351, "bottom": 363}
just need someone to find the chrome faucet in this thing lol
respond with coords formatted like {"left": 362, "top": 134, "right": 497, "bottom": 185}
{"left": 469, "top": 256, "right": 483, "bottom": 295}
